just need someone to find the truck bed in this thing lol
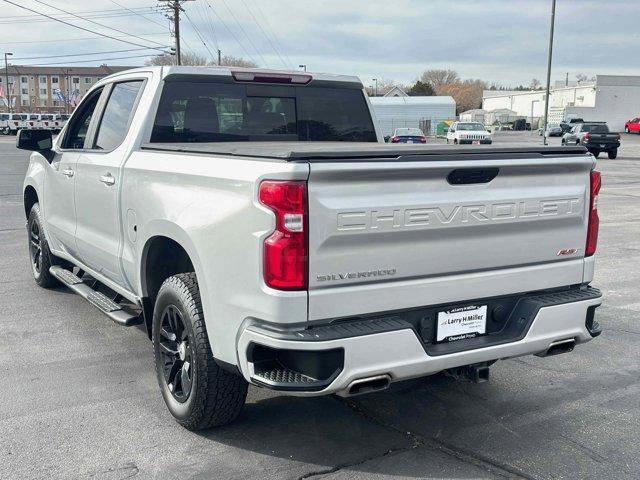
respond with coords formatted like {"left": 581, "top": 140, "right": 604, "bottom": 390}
{"left": 141, "top": 142, "right": 587, "bottom": 161}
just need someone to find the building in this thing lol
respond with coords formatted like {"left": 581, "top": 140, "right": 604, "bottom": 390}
{"left": 370, "top": 95, "right": 456, "bottom": 136}
{"left": 482, "top": 75, "right": 640, "bottom": 131}
{"left": 0, "top": 65, "right": 135, "bottom": 113}
{"left": 383, "top": 86, "right": 409, "bottom": 97}
{"left": 459, "top": 109, "right": 486, "bottom": 123}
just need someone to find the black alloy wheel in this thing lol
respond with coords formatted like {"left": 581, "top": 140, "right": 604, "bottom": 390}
{"left": 158, "top": 304, "right": 194, "bottom": 402}
{"left": 28, "top": 219, "right": 43, "bottom": 276}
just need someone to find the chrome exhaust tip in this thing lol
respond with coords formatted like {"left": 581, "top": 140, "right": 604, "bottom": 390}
{"left": 536, "top": 338, "right": 576, "bottom": 357}
{"left": 345, "top": 374, "right": 391, "bottom": 396}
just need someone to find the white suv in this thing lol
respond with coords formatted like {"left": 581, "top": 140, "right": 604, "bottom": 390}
{"left": 447, "top": 121, "right": 492, "bottom": 145}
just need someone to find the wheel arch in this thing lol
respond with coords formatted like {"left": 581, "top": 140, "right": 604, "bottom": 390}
{"left": 139, "top": 231, "right": 204, "bottom": 338}
{"left": 23, "top": 184, "right": 39, "bottom": 219}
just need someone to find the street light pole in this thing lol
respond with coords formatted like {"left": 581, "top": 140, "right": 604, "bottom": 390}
{"left": 373, "top": 78, "right": 378, "bottom": 96}
{"left": 542, "top": 0, "right": 556, "bottom": 146}
{"left": 4, "top": 52, "right": 13, "bottom": 114}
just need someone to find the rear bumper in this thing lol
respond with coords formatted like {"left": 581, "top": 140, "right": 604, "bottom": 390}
{"left": 585, "top": 142, "right": 620, "bottom": 151}
{"left": 236, "top": 287, "right": 602, "bottom": 396}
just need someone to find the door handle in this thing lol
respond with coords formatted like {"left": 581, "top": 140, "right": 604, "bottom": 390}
{"left": 61, "top": 168, "right": 74, "bottom": 178}
{"left": 99, "top": 173, "right": 116, "bottom": 186}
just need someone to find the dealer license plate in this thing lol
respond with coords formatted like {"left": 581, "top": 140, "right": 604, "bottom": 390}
{"left": 436, "top": 305, "right": 487, "bottom": 342}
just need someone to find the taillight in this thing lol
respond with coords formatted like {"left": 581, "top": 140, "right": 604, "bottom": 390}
{"left": 259, "top": 180, "right": 308, "bottom": 290}
{"left": 586, "top": 170, "right": 601, "bottom": 257}
{"left": 584, "top": 132, "right": 591, "bottom": 141}
{"left": 420, "top": 136, "right": 427, "bottom": 143}
{"left": 391, "top": 136, "right": 400, "bottom": 143}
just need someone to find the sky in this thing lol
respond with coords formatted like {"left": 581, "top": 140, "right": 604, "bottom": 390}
{"left": 1, "top": 0, "right": 638, "bottom": 88}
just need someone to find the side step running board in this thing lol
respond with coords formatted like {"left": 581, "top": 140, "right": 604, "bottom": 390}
{"left": 50, "top": 266, "right": 141, "bottom": 326}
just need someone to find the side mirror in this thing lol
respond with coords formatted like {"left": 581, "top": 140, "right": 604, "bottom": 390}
{"left": 17, "top": 129, "right": 52, "bottom": 152}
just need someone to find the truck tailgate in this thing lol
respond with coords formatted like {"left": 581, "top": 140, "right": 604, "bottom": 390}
{"left": 307, "top": 153, "right": 594, "bottom": 320}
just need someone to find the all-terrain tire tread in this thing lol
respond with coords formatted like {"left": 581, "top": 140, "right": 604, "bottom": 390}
{"left": 154, "top": 273, "right": 247, "bottom": 430}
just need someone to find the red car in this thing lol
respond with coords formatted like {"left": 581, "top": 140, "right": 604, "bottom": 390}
{"left": 625, "top": 117, "right": 640, "bottom": 134}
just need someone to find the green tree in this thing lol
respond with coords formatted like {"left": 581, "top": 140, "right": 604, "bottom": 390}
{"left": 407, "top": 80, "right": 435, "bottom": 96}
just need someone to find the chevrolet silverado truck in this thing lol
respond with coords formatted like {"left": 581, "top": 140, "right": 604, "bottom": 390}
{"left": 19, "top": 66, "right": 603, "bottom": 430}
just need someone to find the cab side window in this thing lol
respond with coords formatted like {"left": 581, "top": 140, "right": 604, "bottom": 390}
{"left": 61, "top": 88, "right": 103, "bottom": 149}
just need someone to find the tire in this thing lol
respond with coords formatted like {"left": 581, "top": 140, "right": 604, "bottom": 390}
{"left": 27, "top": 203, "right": 63, "bottom": 288}
{"left": 153, "top": 273, "right": 248, "bottom": 430}
{"left": 625, "top": 126, "right": 630, "bottom": 133}
{"left": 453, "top": 138, "right": 458, "bottom": 145}
{"left": 608, "top": 149, "right": 618, "bottom": 159}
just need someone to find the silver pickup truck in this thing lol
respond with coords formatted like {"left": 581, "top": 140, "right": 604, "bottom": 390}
{"left": 19, "top": 66, "right": 602, "bottom": 430}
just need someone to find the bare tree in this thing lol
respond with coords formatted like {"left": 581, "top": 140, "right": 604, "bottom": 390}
{"left": 146, "top": 52, "right": 257, "bottom": 68}
{"left": 438, "top": 78, "right": 487, "bottom": 114}
{"left": 530, "top": 78, "right": 541, "bottom": 90}
{"left": 419, "top": 69, "right": 460, "bottom": 92}
{"left": 575, "top": 73, "right": 589, "bottom": 84}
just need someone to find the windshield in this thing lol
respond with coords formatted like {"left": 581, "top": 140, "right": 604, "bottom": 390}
{"left": 457, "top": 123, "right": 485, "bottom": 131}
{"left": 41, "top": 115, "right": 53, "bottom": 120}
{"left": 582, "top": 123, "right": 609, "bottom": 133}
{"left": 0, "top": 114, "right": 8, "bottom": 120}
{"left": 395, "top": 128, "right": 423, "bottom": 136}
{"left": 150, "top": 81, "right": 377, "bottom": 143}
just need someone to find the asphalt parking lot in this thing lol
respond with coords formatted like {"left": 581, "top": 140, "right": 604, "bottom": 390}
{"left": 1, "top": 131, "right": 639, "bottom": 480}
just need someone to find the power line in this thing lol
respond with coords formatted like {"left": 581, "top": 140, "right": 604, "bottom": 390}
{"left": 17, "top": 53, "right": 162, "bottom": 67}
{"left": 106, "top": 0, "right": 169, "bottom": 29}
{"left": 204, "top": 1, "right": 257, "bottom": 64}
{"left": 218, "top": 0, "right": 267, "bottom": 66}
{"left": 31, "top": 0, "right": 167, "bottom": 48}
{"left": 193, "top": 1, "right": 220, "bottom": 52}
{"left": 239, "top": 0, "right": 289, "bottom": 69}
{"left": 250, "top": 0, "right": 294, "bottom": 69}
{"left": 0, "top": 32, "right": 166, "bottom": 46}
{"left": 12, "top": 46, "right": 168, "bottom": 61}
{"left": 182, "top": 10, "right": 216, "bottom": 60}
{"left": 1, "top": 0, "right": 168, "bottom": 51}
{"left": 1, "top": 6, "right": 155, "bottom": 20}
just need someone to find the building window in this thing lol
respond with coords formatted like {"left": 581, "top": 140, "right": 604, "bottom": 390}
{"left": 40, "top": 88, "right": 47, "bottom": 95}
{"left": 84, "top": 77, "right": 92, "bottom": 84}
{"left": 39, "top": 76, "right": 47, "bottom": 84}
{"left": 21, "top": 99, "right": 28, "bottom": 106}
{"left": 51, "top": 77, "right": 59, "bottom": 84}
{"left": 21, "top": 88, "right": 28, "bottom": 95}
{"left": 21, "top": 76, "right": 28, "bottom": 83}
{"left": 72, "top": 77, "right": 80, "bottom": 84}
{"left": 53, "top": 100, "right": 59, "bottom": 106}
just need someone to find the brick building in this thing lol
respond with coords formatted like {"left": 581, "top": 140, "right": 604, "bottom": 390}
{"left": 0, "top": 65, "right": 134, "bottom": 113}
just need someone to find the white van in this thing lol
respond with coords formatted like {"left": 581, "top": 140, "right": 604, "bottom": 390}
{"left": 52, "top": 113, "right": 70, "bottom": 132}
{"left": 40, "top": 114, "right": 55, "bottom": 130}
{"left": 7, "top": 113, "right": 27, "bottom": 134}
{"left": 25, "top": 114, "right": 42, "bottom": 130}
{"left": 0, "top": 113, "right": 8, "bottom": 134}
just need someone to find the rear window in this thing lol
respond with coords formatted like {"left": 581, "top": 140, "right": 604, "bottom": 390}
{"left": 395, "top": 128, "right": 423, "bottom": 136}
{"left": 582, "top": 123, "right": 609, "bottom": 133}
{"left": 150, "top": 81, "right": 376, "bottom": 143}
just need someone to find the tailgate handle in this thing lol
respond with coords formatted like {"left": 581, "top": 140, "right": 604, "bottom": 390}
{"left": 447, "top": 168, "right": 499, "bottom": 185}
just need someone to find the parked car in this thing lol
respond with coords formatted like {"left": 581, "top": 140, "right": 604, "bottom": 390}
{"left": 39, "top": 114, "right": 55, "bottom": 130}
{"left": 562, "top": 122, "right": 620, "bottom": 159}
{"left": 389, "top": 127, "right": 426, "bottom": 143}
{"left": 539, "top": 123, "right": 563, "bottom": 137}
{"left": 52, "top": 113, "right": 70, "bottom": 132}
{"left": 446, "top": 121, "right": 492, "bottom": 144}
{"left": 559, "top": 118, "right": 584, "bottom": 134}
{"left": 24, "top": 114, "right": 42, "bottom": 130}
{"left": 625, "top": 117, "right": 640, "bottom": 134}
{"left": 0, "top": 113, "right": 8, "bottom": 134}
{"left": 5, "top": 113, "right": 27, "bottom": 134}
{"left": 19, "top": 66, "right": 602, "bottom": 430}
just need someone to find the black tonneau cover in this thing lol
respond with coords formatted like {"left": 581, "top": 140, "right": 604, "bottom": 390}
{"left": 141, "top": 141, "right": 587, "bottom": 162}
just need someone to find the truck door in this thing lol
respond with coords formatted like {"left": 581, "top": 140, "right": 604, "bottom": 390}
{"left": 74, "top": 80, "right": 144, "bottom": 287}
{"left": 43, "top": 87, "right": 104, "bottom": 257}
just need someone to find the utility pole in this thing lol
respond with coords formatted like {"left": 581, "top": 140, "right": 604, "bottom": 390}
{"left": 542, "top": 0, "right": 556, "bottom": 146}
{"left": 565, "top": 72, "right": 569, "bottom": 87}
{"left": 4, "top": 52, "right": 13, "bottom": 114}
{"left": 373, "top": 78, "right": 378, "bottom": 96}
{"left": 160, "top": 0, "right": 193, "bottom": 66}
{"left": 217, "top": 49, "right": 221, "bottom": 66}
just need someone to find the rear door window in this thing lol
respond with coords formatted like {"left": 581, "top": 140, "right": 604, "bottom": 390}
{"left": 150, "top": 81, "right": 376, "bottom": 143}
{"left": 93, "top": 81, "right": 143, "bottom": 150}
